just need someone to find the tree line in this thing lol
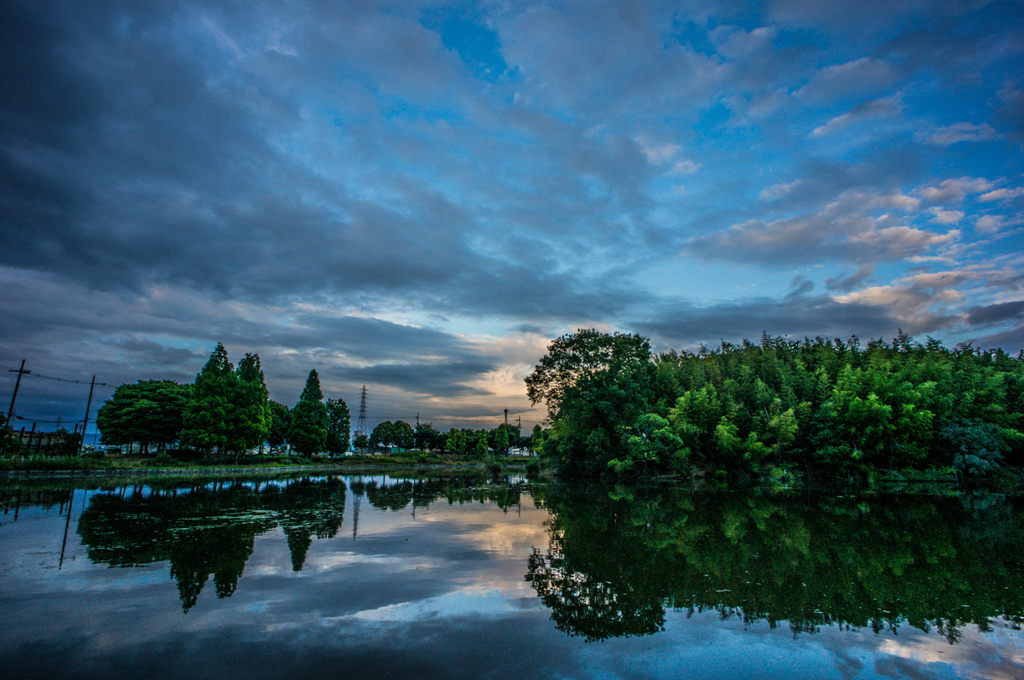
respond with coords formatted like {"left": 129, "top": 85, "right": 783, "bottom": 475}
{"left": 96, "top": 343, "right": 350, "bottom": 456}
{"left": 354, "top": 420, "right": 533, "bottom": 456}
{"left": 526, "top": 329, "right": 1024, "bottom": 480}
{"left": 94, "top": 342, "right": 538, "bottom": 458}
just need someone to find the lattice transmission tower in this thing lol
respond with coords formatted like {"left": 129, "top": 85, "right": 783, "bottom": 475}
{"left": 355, "top": 385, "right": 368, "bottom": 437}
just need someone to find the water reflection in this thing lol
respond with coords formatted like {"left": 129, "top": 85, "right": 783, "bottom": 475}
{"left": 71, "top": 475, "right": 529, "bottom": 612}
{"left": 359, "top": 476, "right": 524, "bottom": 513}
{"left": 2, "top": 474, "right": 1023, "bottom": 679}
{"left": 527, "top": 483, "right": 1024, "bottom": 643}
{"left": 77, "top": 477, "right": 347, "bottom": 610}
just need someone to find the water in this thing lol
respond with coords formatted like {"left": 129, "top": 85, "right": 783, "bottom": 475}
{"left": 1, "top": 473, "right": 1022, "bottom": 679}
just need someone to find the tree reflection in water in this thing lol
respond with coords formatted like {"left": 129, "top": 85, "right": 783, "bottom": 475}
{"left": 78, "top": 477, "right": 346, "bottom": 611}
{"left": 76, "top": 474, "right": 529, "bottom": 612}
{"left": 526, "top": 483, "right": 1024, "bottom": 643}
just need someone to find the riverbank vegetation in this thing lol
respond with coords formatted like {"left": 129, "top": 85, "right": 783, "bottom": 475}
{"left": 0, "top": 447, "right": 536, "bottom": 475}
{"left": 527, "top": 329, "right": 1024, "bottom": 484}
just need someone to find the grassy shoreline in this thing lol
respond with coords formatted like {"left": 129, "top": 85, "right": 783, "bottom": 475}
{"left": 0, "top": 453, "right": 534, "bottom": 479}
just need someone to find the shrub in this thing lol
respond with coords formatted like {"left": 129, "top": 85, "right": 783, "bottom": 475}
{"left": 145, "top": 452, "right": 180, "bottom": 468}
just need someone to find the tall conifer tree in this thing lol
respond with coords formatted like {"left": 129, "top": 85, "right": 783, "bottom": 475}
{"left": 182, "top": 343, "right": 237, "bottom": 454}
{"left": 234, "top": 353, "right": 271, "bottom": 453}
{"left": 289, "top": 370, "right": 327, "bottom": 454}
{"left": 325, "top": 398, "right": 351, "bottom": 455}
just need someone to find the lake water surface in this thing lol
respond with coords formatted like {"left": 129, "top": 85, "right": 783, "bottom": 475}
{"left": 1, "top": 473, "right": 1022, "bottom": 679}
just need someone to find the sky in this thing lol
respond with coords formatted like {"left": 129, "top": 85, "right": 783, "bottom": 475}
{"left": 1, "top": 0, "right": 1023, "bottom": 437}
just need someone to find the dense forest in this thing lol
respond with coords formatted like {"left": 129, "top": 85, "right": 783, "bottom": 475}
{"left": 526, "top": 329, "right": 1024, "bottom": 481}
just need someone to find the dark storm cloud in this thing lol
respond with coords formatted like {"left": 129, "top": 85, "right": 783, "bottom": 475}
{"left": 966, "top": 300, "right": 1024, "bottom": 326}
{"left": 971, "top": 323, "right": 1024, "bottom": 354}
{"left": 286, "top": 315, "right": 478, "bottom": 362}
{"left": 334, "top": 361, "right": 495, "bottom": 398}
{"left": 637, "top": 294, "right": 952, "bottom": 350}
{"left": 112, "top": 339, "right": 206, "bottom": 367}
{"left": 0, "top": 0, "right": 653, "bottom": 321}
{"left": 826, "top": 266, "right": 875, "bottom": 293}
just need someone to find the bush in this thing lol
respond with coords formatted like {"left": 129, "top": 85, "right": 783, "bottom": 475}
{"left": 943, "top": 422, "right": 1005, "bottom": 476}
{"left": 145, "top": 452, "right": 180, "bottom": 468}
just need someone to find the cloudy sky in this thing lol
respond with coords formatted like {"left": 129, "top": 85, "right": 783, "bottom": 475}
{"left": 1, "top": 0, "right": 1023, "bottom": 435}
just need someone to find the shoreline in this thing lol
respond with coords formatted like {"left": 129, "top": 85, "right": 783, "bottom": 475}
{"left": 1, "top": 460, "right": 529, "bottom": 480}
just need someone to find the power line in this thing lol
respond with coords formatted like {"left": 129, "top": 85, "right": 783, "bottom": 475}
{"left": 11, "top": 415, "right": 74, "bottom": 425}
{"left": 0, "top": 364, "right": 107, "bottom": 387}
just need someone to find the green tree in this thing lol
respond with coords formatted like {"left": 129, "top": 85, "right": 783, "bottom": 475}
{"left": 531, "top": 424, "right": 545, "bottom": 454}
{"left": 609, "top": 413, "right": 685, "bottom": 475}
{"left": 526, "top": 330, "right": 656, "bottom": 475}
{"left": 369, "top": 421, "right": 394, "bottom": 452}
{"left": 325, "top": 398, "right": 351, "bottom": 455}
{"left": 0, "top": 413, "right": 19, "bottom": 456}
{"left": 494, "top": 425, "right": 510, "bottom": 455}
{"left": 234, "top": 353, "right": 271, "bottom": 453}
{"left": 268, "top": 401, "right": 290, "bottom": 448}
{"left": 391, "top": 420, "right": 415, "bottom": 452}
{"left": 444, "top": 429, "right": 466, "bottom": 454}
{"left": 289, "top": 370, "right": 328, "bottom": 455}
{"left": 54, "top": 428, "right": 83, "bottom": 457}
{"left": 526, "top": 329, "right": 653, "bottom": 419}
{"left": 100, "top": 380, "right": 192, "bottom": 453}
{"left": 182, "top": 344, "right": 237, "bottom": 454}
{"left": 352, "top": 433, "right": 370, "bottom": 452}
{"left": 415, "top": 422, "right": 441, "bottom": 451}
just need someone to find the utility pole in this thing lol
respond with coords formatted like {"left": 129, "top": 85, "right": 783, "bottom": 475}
{"left": 5, "top": 360, "right": 28, "bottom": 425}
{"left": 78, "top": 376, "right": 97, "bottom": 456}
{"left": 3, "top": 361, "right": 29, "bottom": 455}
{"left": 504, "top": 407, "right": 508, "bottom": 427}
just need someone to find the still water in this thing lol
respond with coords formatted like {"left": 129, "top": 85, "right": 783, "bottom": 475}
{"left": 1, "top": 473, "right": 1022, "bottom": 680}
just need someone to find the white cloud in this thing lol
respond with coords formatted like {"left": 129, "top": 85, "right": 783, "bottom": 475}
{"left": 870, "top": 192, "right": 921, "bottom": 211}
{"left": 899, "top": 269, "right": 978, "bottom": 292}
{"left": 916, "top": 122, "right": 1000, "bottom": 145}
{"left": 833, "top": 284, "right": 929, "bottom": 308}
{"left": 918, "top": 177, "right": 995, "bottom": 203}
{"left": 669, "top": 160, "right": 701, "bottom": 175}
{"left": 975, "top": 213, "right": 1024, "bottom": 233}
{"left": 812, "top": 96, "right": 901, "bottom": 136}
{"left": 759, "top": 180, "right": 802, "bottom": 200}
{"left": 636, "top": 137, "right": 681, "bottom": 165}
{"left": 929, "top": 208, "right": 964, "bottom": 224}
{"left": 709, "top": 24, "right": 778, "bottom": 59}
{"left": 975, "top": 215, "right": 1005, "bottom": 232}
{"left": 980, "top": 187, "right": 1024, "bottom": 202}
{"left": 796, "top": 57, "right": 895, "bottom": 101}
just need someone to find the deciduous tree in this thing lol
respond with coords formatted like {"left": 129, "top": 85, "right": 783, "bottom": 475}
{"left": 99, "top": 380, "right": 192, "bottom": 453}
